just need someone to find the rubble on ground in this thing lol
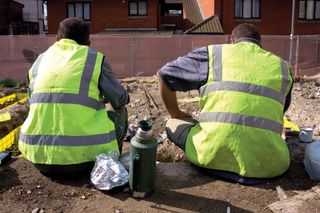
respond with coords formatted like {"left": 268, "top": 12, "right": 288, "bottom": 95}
{"left": 0, "top": 76, "right": 320, "bottom": 212}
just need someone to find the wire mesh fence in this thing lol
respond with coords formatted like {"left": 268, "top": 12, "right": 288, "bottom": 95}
{"left": 0, "top": 34, "right": 319, "bottom": 81}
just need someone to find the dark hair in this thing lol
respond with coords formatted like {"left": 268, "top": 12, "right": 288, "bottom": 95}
{"left": 231, "top": 23, "right": 261, "bottom": 43}
{"left": 57, "top": 18, "right": 90, "bottom": 45}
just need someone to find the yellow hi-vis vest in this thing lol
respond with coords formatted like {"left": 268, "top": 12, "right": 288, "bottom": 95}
{"left": 186, "top": 42, "right": 293, "bottom": 178}
{"left": 19, "top": 39, "right": 119, "bottom": 165}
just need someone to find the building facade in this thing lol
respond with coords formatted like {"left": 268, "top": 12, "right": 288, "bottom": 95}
{"left": 0, "top": 0, "right": 24, "bottom": 35}
{"left": 0, "top": 0, "right": 44, "bottom": 35}
{"left": 46, "top": 0, "right": 220, "bottom": 34}
{"left": 197, "top": 0, "right": 320, "bottom": 35}
{"left": 47, "top": 0, "right": 161, "bottom": 34}
{"left": 15, "top": 0, "right": 47, "bottom": 34}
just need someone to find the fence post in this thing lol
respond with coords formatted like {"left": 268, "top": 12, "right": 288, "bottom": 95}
{"left": 294, "top": 35, "right": 299, "bottom": 78}
{"left": 131, "top": 33, "right": 137, "bottom": 77}
{"left": 316, "top": 36, "right": 319, "bottom": 74}
{"left": 289, "top": 34, "right": 294, "bottom": 66}
{"left": 225, "top": 34, "right": 229, "bottom": 44}
{"left": 34, "top": 35, "right": 38, "bottom": 59}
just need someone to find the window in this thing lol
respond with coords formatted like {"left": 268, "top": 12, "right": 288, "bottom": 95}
{"left": 43, "top": 19, "right": 48, "bottom": 32}
{"left": 129, "top": 0, "right": 147, "bottom": 16}
{"left": 67, "top": 2, "right": 91, "bottom": 21}
{"left": 162, "top": 3, "right": 183, "bottom": 16}
{"left": 168, "top": 10, "right": 182, "bottom": 16}
{"left": 42, "top": 1, "right": 47, "bottom": 16}
{"left": 299, "top": 0, "right": 320, "bottom": 20}
{"left": 43, "top": 1, "right": 48, "bottom": 32}
{"left": 235, "top": 0, "right": 260, "bottom": 19}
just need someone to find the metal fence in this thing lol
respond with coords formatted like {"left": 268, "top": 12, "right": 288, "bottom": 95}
{"left": 0, "top": 34, "right": 319, "bottom": 81}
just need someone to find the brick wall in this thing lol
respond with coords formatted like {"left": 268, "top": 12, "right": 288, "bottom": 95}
{"left": 218, "top": 0, "right": 320, "bottom": 35}
{"left": 47, "top": 0, "right": 159, "bottom": 34}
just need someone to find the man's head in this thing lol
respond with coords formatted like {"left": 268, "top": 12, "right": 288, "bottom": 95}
{"left": 231, "top": 23, "right": 261, "bottom": 44}
{"left": 56, "top": 18, "right": 90, "bottom": 46}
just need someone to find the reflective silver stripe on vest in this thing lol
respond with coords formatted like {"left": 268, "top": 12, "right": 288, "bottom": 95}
{"left": 280, "top": 59, "right": 289, "bottom": 98}
{"left": 19, "top": 131, "right": 116, "bottom": 146}
{"left": 79, "top": 48, "right": 97, "bottom": 96}
{"left": 207, "top": 45, "right": 290, "bottom": 104}
{"left": 199, "top": 112, "right": 282, "bottom": 134}
{"left": 212, "top": 45, "right": 222, "bottom": 81}
{"left": 30, "top": 54, "right": 44, "bottom": 92}
{"left": 29, "top": 93, "right": 105, "bottom": 110}
{"left": 200, "top": 81, "right": 284, "bottom": 104}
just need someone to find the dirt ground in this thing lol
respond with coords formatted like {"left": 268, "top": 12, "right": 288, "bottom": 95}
{"left": 0, "top": 77, "right": 320, "bottom": 213}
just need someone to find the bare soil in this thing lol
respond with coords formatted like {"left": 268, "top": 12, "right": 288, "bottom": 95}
{"left": 0, "top": 77, "right": 320, "bottom": 213}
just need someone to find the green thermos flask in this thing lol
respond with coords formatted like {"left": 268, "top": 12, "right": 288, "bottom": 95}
{"left": 129, "top": 120, "right": 157, "bottom": 198}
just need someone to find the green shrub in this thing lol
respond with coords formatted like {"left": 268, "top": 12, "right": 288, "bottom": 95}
{"left": 0, "top": 79, "right": 18, "bottom": 87}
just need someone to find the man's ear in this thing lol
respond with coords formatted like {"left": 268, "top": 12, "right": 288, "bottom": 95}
{"left": 230, "top": 36, "right": 235, "bottom": 44}
{"left": 56, "top": 35, "right": 60, "bottom": 41}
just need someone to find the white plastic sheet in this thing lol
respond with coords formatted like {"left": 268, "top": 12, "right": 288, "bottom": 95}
{"left": 304, "top": 141, "right": 320, "bottom": 181}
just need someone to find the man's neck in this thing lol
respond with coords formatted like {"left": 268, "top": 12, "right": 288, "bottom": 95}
{"left": 234, "top": 37, "right": 262, "bottom": 47}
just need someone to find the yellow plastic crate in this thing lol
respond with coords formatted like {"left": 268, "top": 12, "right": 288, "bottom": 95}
{"left": 0, "top": 112, "right": 11, "bottom": 122}
{"left": 0, "top": 126, "right": 21, "bottom": 152}
{"left": 0, "top": 93, "right": 16, "bottom": 105}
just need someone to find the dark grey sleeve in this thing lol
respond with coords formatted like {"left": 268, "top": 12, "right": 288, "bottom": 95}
{"left": 284, "top": 86, "right": 292, "bottom": 113}
{"left": 157, "top": 46, "right": 209, "bottom": 92}
{"left": 99, "top": 60, "right": 129, "bottom": 109}
{"left": 284, "top": 75, "right": 293, "bottom": 113}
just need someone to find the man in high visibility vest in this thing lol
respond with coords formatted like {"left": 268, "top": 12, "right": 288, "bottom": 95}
{"left": 19, "top": 18, "right": 129, "bottom": 175}
{"left": 157, "top": 23, "right": 293, "bottom": 184}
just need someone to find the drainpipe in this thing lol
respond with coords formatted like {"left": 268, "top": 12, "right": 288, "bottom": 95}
{"left": 220, "top": 0, "right": 223, "bottom": 27}
{"left": 289, "top": 0, "right": 295, "bottom": 65}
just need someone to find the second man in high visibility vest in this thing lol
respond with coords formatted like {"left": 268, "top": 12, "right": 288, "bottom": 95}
{"left": 19, "top": 18, "right": 129, "bottom": 175}
{"left": 157, "top": 23, "right": 293, "bottom": 184}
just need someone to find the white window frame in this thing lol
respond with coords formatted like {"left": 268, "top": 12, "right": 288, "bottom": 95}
{"left": 299, "top": 0, "right": 320, "bottom": 20}
{"left": 67, "top": 2, "right": 91, "bottom": 21}
{"left": 129, "top": 0, "right": 147, "bottom": 16}
{"left": 235, "top": 0, "right": 260, "bottom": 19}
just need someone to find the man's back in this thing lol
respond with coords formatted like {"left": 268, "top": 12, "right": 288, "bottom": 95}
{"left": 19, "top": 38, "right": 119, "bottom": 165}
{"left": 186, "top": 41, "right": 292, "bottom": 178}
{"left": 158, "top": 23, "right": 294, "bottom": 182}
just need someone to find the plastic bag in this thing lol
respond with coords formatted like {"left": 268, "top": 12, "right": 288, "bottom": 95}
{"left": 119, "top": 152, "right": 130, "bottom": 171}
{"left": 304, "top": 140, "right": 320, "bottom": 181}
{"left": 91, "top": 152, "right": 129, "bottom": 190}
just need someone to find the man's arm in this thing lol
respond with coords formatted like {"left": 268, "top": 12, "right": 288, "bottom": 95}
{"left": 157, "top": 47, "right": 209, "bottom": 118}
{"left": 157, "top": 74, "right": 191, "bottom": 118}
{"left": 99, "top": 60, "right": 129, "bottom": 109}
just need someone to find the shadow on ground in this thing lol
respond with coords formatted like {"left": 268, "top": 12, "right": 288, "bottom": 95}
{"left": 0, "top": 159, "right": 22, "bottom": 194}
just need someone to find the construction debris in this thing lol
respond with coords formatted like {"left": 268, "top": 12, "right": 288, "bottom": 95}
{"left": 143, "top": 86, "right": 159, "bottom": 116}
{"left": 0, "top": 78, "right": 320, "bottom": 212}
{"left": 268, "top": 186, "right": 320, "bottom": 213}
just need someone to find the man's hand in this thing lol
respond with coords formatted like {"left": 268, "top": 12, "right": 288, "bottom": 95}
{"left": 171, "top": 109, "right": 192, "bottom": 118}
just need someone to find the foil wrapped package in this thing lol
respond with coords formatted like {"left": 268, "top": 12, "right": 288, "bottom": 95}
{"left": 91, "top": 152, "right": 129, "bottom": 190}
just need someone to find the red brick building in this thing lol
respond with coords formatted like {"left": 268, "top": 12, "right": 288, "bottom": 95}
{"left": 46, "top": 0, "right": 223, "bottom": 34}
{"left": 0, "top": 0, "right": 39, "bottom": 35}
{"left": 47, "top": 0, "right": 163, "bottom": 34}
{"left": 198, "top": 0, "right": 320, "bottom": 35}
{"left": 46, "top": 0, "right": 320, "bottom": 35}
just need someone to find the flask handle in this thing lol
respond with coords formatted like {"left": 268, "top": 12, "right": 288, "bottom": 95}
{"left": 132, "top": 154, "right": 141, "bottom": 190}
